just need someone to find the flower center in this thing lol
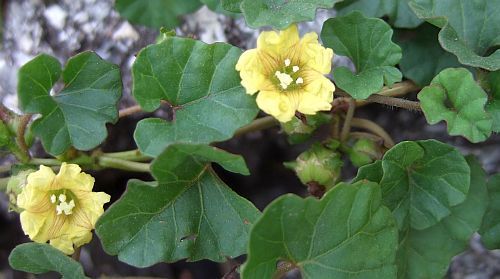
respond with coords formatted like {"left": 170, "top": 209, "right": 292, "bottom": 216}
{"left": 50, "top": 191, "right": 76, "bottom": 216}
{"left": 273, "top": 58, "right": 304, "bottom": 90}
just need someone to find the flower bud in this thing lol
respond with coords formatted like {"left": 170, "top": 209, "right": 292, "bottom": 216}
{"left": 281, "top": 113, "right": 331, "bottom": 144}
{"left": 348, "top": 138, "right": 382, "bottom": 167}
{"left": 285, "top": 142, "right": 343, "bottom": 189}
{"left": 6, "top": 169, "right": 35, "bottom": 212}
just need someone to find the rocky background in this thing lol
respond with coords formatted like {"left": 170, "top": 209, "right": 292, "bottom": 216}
{"left": 0, "top": 0, "right": 499, "bottom": 278}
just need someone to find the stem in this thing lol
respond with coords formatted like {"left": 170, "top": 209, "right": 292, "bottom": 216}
{"left": 365, "top": 94, "right": 422, "bottom": 111}
{"left": 119, "top": 105, "right": 142, "bottom": 118}
{"left": 0, "top": 177, "right": 9, "bottom": 192}
{"left": 355, "top": 81, "right": 420, "bottom": 107}
{"left": 102, "top": 149, "right": 151, "bottom": 162}
{"left": 13, "top": 114, "right": 32, "bottom": 163}
{"left": 351, "top": 118, "right": 395, "bottom": 148}
{"left": 340, "top": 98, "right": 355, "bottom": 141}
{"left": 234, "top": 116, "right": 278, "bottom": 137}
{"left": 29, "top": 158, "right": 62, "bottom": 166}
{"left": 97, "top": 157, "right": 150, "bottom": 173}
{"left": 348, "top": 131, "right": 384, "bottom": 143}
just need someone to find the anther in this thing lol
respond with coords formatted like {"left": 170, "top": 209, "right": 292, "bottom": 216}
{"left": 50, "top": 194, "right": 56, "bottom": 203}
{"left": 296, "top": 77, "right": 304, "bottom": 84}
{"left": 293, "top": 66, "right": 299, "bottom": 72}
{"left": 284, "top": 58, "right": 291, "bottom": 66}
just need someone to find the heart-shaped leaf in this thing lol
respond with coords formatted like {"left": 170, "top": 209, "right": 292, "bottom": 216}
{"left": 418, "top": 68, "right": 492, "bottom": 143}
{"left": 96, "top": 144, "right": 260, "bottom": 267}
{"left": 321, "top": 11, "right": 402, "bottom": 99}
{"left": 242, "top": 180, "right": 398, "bottom": 278}
{"left": 409, "top": 0, "right": 500, "bottom": 71}
{"left": 9, "top": 243, "right": 87, "bottom": 279}
{"left": 484, "top": 71, "right": 500, "bottom": 132}
{"left": 336, "top": 0, "right": 422, "bottom": 28}
{"left": 18, "top": 52, "right": 122, "bottom": 155}
{"left": 132, "top": 37, "right": 259, "bottom": 157}
{"left": 114, "top": 0, "right": 202, "bottom": 28}
{"left": 239, "top": 0, "right": 341, "bottom": 29}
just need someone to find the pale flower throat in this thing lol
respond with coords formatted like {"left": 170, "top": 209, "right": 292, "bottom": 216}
{"left": 274, "top": 58, "right": 304, "bottom": 90}
{"left": 50, "top": 193, "right": 75, "bottom": 215}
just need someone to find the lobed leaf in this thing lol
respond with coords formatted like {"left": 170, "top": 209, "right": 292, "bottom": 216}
{"left": 18, "top": 52, "right": 122, "bottom": 155}
{"left": 336, "top": 0, "right": 422, "bottom": 28}
{"left": 132, "top": 37, "right": 259, "bottom": 157}
{"left": 9, "top": 243, "right": 87, "bottom": 279}
{"left": 418, "top": 68, "right": 492, "bottom": 143}
{"left": 480, "top": 174, "right": 500, "bottom": 250}
{"left": 409, "top": 0, "right": 500, "bottom": 71}
{"left": 114, "top": 0, "right": 202, "bottom": 28}
{"left": 396, "top": 23, "right": 462, "bottom": 86}
{"left": 96, "top": 144, "right": 260, "bottom": 267}
{"left": 242, "top": 180, "right": 398, "bottom": 279}
{"left": 321, "top": 11, "right": 402, "bottom": 99}
{"left": 240, "top": 0, "right": 341, "bottom": 29}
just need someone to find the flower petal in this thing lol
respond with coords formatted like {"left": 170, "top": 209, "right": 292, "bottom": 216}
{"left": 56, "top": 163, "right": 95, "bottom": 192}
{"left": 50, "top": 236, "right": 75, "bottom": 255}
{"left": 26, "top": 165, "right": 55, "bottom": 190}
{"left": 256, "top": 90, "right": 298, "bottom": 122}
{"left": 236, "top": 49, "right": 271, "bottom": 94}
{"left": 257, "top": 25, "right": 300, "bottom": 57}
{"left": 298, "top": 32, "right": 334, "bottom": 74}
{"left": 20, "top": 211, "right": 49, "bottom": 241}
{"left": 298, "top": 74, "right": 335, "bottom": 114}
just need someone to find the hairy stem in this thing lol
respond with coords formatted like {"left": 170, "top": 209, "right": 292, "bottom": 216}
{"left": 118, "top": 105, "right": 142, "bottom": 118}
{"left": 355, "top": 81, "right": 420, "bottom": 107}
{"left": 101, "top": 149, "right": 151, "bottom": 162}
{"left": 340, "top": 98, "right": 356, "bottom": 141}
{"left": 15, "top": 114, "right": 32, "bottom": 162}
{"left": 234, "top": 116, "right": 279, "bottom": 137}
{"left": 97, "top": 157, "right": 150, "bottom": 173}
{"left": 365, "top": 94, "right": 422, "bottom": 111}
{"left": 351, "top": 118, "right": 395, "bottom": 148}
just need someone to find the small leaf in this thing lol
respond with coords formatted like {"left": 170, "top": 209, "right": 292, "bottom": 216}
{"left": 418, "top": 68, "right": 492, "bottom": 143}
{"left": 396, "top": 23, "right": 462, "bottom": 86}
{"left": 9, "top": 243, "right": 87, "bottom": 279}
{"left": 353, "top": 160, "right": 383, "bottom": 184}
{"left": 18, "top": 52, "right": 122, "bottom": 155}
{"left": 480, "top": 174, "right": 500, "bottom": 250}
{"left": 96, "top": 144, "right": 260, "bottom": 267}
{"left": 336, "top": 0, "right": 422, "bottom": 28}
{"left": 240, "top": 0, "right": 341, "bottom": 29}
{"left": 485, "top": 71, "right": 500, "bottom": 132}
{"left": 409, "top": 0, "right": 500, "bottom": 71}
{"left": 242, "top": 180, "right": 398, "bottom": 279}
{"left": 396, "top": 156, "right": 488, "bottom": 278}
{"left": 321, "top": 11, "right": 402, "bottom": 99}
{"left": 221, "top": 0, "right": 242, "bottom": 13}
{"left": 132, "top": 37, "right": 259, "bottom": 157}
{"left": 379, "top": 140, "right": 470, "bottom": 230}
{"left": 114, "top": 0, "right": 203, "bottom": 28}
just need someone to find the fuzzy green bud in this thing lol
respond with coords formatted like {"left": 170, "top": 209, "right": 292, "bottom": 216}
{"left": 348, "top": 138, "right": 382, "bottom": 167}
{"left": 284, "top": 142, "right": 343, "bottom": 188}
{"left": 6, "top": 169, "right": 35, "bottom": 212}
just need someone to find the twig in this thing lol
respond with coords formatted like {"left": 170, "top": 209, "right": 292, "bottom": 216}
{"left": 340, "top": 98, "right": 355, "bottom": 141}
{"left": 101, "top": 149, "right": 151, "bottom": 162}
{"left": 365, "top": 94, "right": 421, "bottom": 111}
{"left": 118, "top": 105, "right": 142, "bottom": 118}
{"left": 234, "top": 116, "right": 279, "bottom": 137}
{"left": 97, "top": 157, "right": 150, "bottom": 173}
{"left": 351, "top": 118, "right": 395, "bottom": 148}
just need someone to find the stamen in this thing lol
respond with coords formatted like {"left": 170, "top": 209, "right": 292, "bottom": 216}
{"left": 275, "top": 71, "right": 293, "bottom": 89}
{"left": 50, "top": 194, "right": 56, "bottom": 203}
{"left": 58, "top": 194, "right": 66, "bottom": 203}
{"left": 284, "top": 58, "right": 291, "bottom": 66}
{"left": 296, "top": 77, "right": 304, "bottom": 84}
{"left": 293, "top": 66, "right": 299, "bottom": 73}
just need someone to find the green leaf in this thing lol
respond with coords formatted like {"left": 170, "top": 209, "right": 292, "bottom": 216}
{"left": 321, "top": 11, "right": 402, "bottom": 99}
{"left": 0, "top": 120, "right": 11, "bottom": 147}
{"left": 114, "top": 0, "right": 203, "bottom": 29}
{"left": 418, "top": 68, "right": 492, "bottom": 143}
{"left": 221, "top": 0, "right": 242, "bottom": 13}
{"left": 240, "top": 0, "right": 340, "bottom": 29}
{"left": 396, "top": 23, "right": 462, "bottom": 86}
{"left": 201, "top": 0, "right": 238, "bottom": 15}
{"left": 480, "top": 174, "right": 500, "bottom": 250}
{"left": 96, "top": 144, "right": 260, "bottom": 267}
{"left": 353, "top": 160, "right": 383, "bottom": 184}
{"left": 9, "top": 243, "right": 87, "bottom": 279}
{"left": 409, "top": 0, "right": 500, "bottom": 71}
{"left": 17, "top": 52, "right": 122, "bottom": 155}
{"left": 396, "top": 156, "right": 488, "bottom": 278}
{"left": 379, "top": 140, "right": 470, "bottom": 230}
{"left": 336, "top": 0, "right": 422, "bottom": 28}
{"left": 485, "top": 71, "right": 500, "bottom": 132}
{"left": 132, "top": 37, "right": 259, "bottom": 157}
{"left": 242, "top": 180, "right": 398, "bottom": 278}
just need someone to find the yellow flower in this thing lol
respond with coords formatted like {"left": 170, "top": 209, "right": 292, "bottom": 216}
{"left": 16, "top": 163, "right": 110, "bottom": 254}
{"left": 236, "top": 25, "right": 335, "bottom": 122}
